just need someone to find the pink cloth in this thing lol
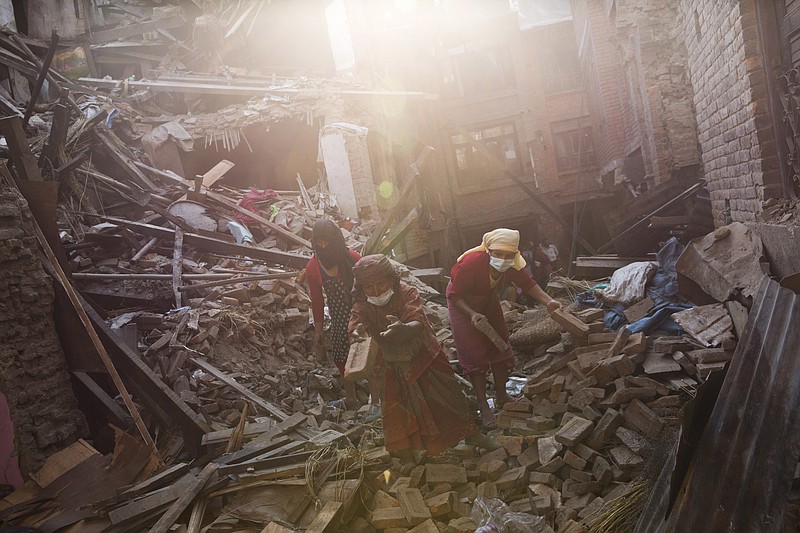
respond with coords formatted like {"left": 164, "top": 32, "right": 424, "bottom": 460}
{"left": 235, "top": 188, "right": 279, "bottom": 224}
{"left": 0, "top": 392, "right": 22, "bottom": 488}
{"left": 446, "top": 251, "right": 536, "bottom": 375}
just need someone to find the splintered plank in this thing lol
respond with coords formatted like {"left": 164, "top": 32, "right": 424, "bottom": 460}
{"left": 148, "top": 463, "right": 219, "bottom": 533}
{"left": 29, "top": 439, "right": 99, "bottom": 488}
{"left": 305, "top": 501, "right": 342, "bottom": 533}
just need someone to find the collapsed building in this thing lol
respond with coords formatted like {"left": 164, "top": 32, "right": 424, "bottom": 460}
{"left": 1, "top": 1, "right": 800, "bottom": 532}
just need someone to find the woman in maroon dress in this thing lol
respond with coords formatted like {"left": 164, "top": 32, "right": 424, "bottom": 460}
{"left": 349, "top": 255, "right": 497, "bottom": 455}
{"left": 447, "top": 229, "right": 561, "bottom": 427}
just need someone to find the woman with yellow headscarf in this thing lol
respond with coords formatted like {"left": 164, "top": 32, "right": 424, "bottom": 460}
{"left": 447, "top": 228, "right": 561, "bottom": 428}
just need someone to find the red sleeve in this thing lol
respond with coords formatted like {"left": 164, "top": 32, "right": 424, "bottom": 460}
{"left": 446, "top": 252, "right": 481, "bottom": 304}
{"left": 398, "top": 285, "right": 427, "bottom": 324}
{"left": 349, "top": 249, "right": 362, "bottom": 261}
{"left": 509, "top": 265, "right": 537, "bottom": 292}
{"left": 305, "top": 256, "right": 325, "bottom": 327}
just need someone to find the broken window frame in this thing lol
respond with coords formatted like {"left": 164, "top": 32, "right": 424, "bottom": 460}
{"left": 540, "top": 27, "right": 583, "bottom": 94}
{"left": 440, "top": 44, "right": 516, "bottom": 98}
{"left": 450, "top": 121, "right": 522, "bottom": 188}
{"left": 550, "top": 117, "right": 596, "bottom": 173}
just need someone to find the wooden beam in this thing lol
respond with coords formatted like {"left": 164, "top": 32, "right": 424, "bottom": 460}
{"left": 0, "top": 116, "right": 42, "bottom": 180}
{"left": 88, "top": 14, "right": 186, "bottom": 44}
{"left": 172, "top": 227, "right": 184, "bottom": 308}
{"left": 376, "top": 207, "right": 418, "bottom": 255}
{"left": 81, "top": 298, "right": 210, "bottom": 456}
{"left": 147, "top": 463, "right": 219, "bottom": 533}
{"left": 22, "top": 29, "right": 59, "bottom": 128}
{"left": 94, "top": 127, "right": 159, "bottom": 190}
{"left": 72, "top": 371, "right": 131, "bottom": 429}
{"left": 189, "top": 357, "right": 289, "bottom": 421}
{"left": 78, "top": 76, "right": 436, "bottom": 99}
{"left": 40, "top": 90, "right": 71, "bottom": 169}
{"left": 100, "top": 215, "right": 310, "bottom": 269}
{"left": 200, "top": 160, "right": 234, "bottom": 188}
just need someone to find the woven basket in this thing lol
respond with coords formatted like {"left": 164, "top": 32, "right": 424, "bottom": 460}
{"left": 509, "top": 309, "right": 561, "bottom": 347}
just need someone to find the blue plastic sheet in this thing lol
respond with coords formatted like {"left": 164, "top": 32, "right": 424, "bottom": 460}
{"left": 648, "top": 237, "right": 684, "bottom": 305}
{"left": 578, "top": 238, "right": 692, "bottom": 334}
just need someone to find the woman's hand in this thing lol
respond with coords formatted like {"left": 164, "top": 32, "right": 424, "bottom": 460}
{"left": 546, "top": 299, "right": 562, "bottom": 314}
{"left": 380, "top": 315, "right": 421, "bottom": 342}
{"left": 352, "top": 323, "right": 367, "bottom": 340}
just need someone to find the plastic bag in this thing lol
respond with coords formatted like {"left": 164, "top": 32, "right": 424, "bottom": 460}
{"left": 470, "top": 497, "right": 546, "bottom": 533}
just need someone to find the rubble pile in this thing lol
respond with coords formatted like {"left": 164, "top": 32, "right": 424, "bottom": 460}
{"left": 0, "top": 2, "right": 776, "bottom": 533}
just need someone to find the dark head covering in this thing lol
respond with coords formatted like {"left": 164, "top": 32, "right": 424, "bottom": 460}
{"left": 312, "top": 219, "right": 356, "bottom": 289}
{"left": 352, "top": 254, "right": 400, "bottom": 300}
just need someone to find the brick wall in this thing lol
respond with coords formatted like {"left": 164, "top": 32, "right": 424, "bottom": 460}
{"left": 571, "top": 0, "right": 629, "bottom": 175}
{"left": 573, "top": 0, "right": 701, "bottom": 191}
{"left": 676, "top": 0, "right": 780, "bottom": 224}
{"left": 0, "top": 187, "right": 87, "bottom": 476}
{"left": 520, "top": 23, "right": 600, "bottom": 197}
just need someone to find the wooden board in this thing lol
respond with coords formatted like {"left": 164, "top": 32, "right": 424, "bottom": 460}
{"left": 29, "top": 439, "right": 99, "bottom": 488}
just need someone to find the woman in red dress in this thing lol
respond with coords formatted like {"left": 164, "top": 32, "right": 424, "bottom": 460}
{"left": 447, "top": 229, "right": 561, "bottom": 427}
{"left": 304, "top": 220, "right": 361, "bottom": 403}
{"left": 349, "top": 255, "right": 497, "bottom": 455}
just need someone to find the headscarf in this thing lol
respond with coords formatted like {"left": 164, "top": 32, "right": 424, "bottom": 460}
{"left": 351, "top": 254, "right": 400, "bottom": 300}
{"left": 312, "top": 219, "right": 356, "bottom": 289}
{"left": 457, "top": 228, "right": 526, "bottom": 270}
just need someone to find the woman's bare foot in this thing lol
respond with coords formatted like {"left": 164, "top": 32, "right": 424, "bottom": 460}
{"left": 479, "top": 406, "right": 497, "bottom": 429}
{"left": 495, "top": 394, "right": 518, "bottom": 410}
{"left": 466, "top": 432, "right": 501, "bottom": 451}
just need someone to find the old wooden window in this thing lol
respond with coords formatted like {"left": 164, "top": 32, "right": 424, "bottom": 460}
{"left": 451, "top": 123, "right": 521, "bottom": 187}
{"left": 551, "top": 118, "right": 595, "bottom": 172}
{"left": 441, "top": 45, "right": 516, "bottom": 98}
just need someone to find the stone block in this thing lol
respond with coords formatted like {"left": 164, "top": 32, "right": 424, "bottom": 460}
{"left": 398, "top": 488, "right": 432, "bottom": 526}
{"left": 585, "top": 409, "right": 623, "bottom": 449}
{"left": 555, "top": 417, "right": 594, "bottom": 447}
{"left": 370, "top": 507, "right": 410, "bottom": 529}
{"left": 537, "top": 436, "right": 563, "bottom": 464}
{"left": 425, "top": 491, "right": 456, "bottom": 517}
{"left": 563, "top": 450, "right": 587, "bottom": 471}
{"left": 425, "top": 464, "right": 467, "bottom": 485}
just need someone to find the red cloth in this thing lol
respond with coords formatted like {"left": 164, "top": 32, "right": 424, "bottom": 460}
{"left": 446, "top": 251, "right": 536, "bottom": 375}
{"left": 305, "top": 250, "right": 362, "bottom": 327}
{"left": 235, "top": 188, "right": 278, "bottom": 224}
{"left": 349, "top": 284, "right": 477, "bottom": 454}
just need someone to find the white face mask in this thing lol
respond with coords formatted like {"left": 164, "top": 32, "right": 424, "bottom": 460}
{"left": 367, "top": 287, "right": 394, "bottom": 306}
{"left": 489, "top": 256, "right": 514, "bottom": 272}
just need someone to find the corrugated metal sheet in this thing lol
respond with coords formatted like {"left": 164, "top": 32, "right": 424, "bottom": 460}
{"left": 663, "top": 276, "right": 800, "bottom": 532}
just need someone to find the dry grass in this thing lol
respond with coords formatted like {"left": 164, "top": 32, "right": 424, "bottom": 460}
{"left": 583, "top": 478, "right": 649, "bottom": 533}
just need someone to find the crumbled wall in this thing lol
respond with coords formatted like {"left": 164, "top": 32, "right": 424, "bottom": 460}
{"left": 676, "top": 0, "right": 779, "bottom": 225}
{"left": 574, "top": 0, "right": 701, "bottom": 188}
{"left": 344, "top": 134, "right": 379, "bottom": 219}
{"left": 0, "top": 187, "right": 87, "bottom": 476}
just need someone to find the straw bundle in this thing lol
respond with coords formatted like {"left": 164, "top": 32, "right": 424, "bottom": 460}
{"left": 583, "top": 478, "right": 649, "bottom": 533}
